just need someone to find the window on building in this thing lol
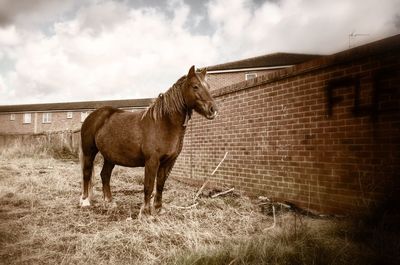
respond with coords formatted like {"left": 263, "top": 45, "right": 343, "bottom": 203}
{"left": 42, "top": 113, "right": 52, "bottom": 123}
{"left": 10, "top": 114, "right": 15, "bottom": 121}
{"left": 23, "top": 113, "right": 32, "bottom": 124}
{"left": 245, "top": 73, "right": 257, "bottom": 80}
{"left": 67, "top": 112, "right": 73, "bottom": 119}
{"left": 81, "top": 111, "right": 89, "bottom": 122}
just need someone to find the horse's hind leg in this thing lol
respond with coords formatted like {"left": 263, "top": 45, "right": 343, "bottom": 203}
{"left": 80, "top": 150, "right": 97, "bottom": 207}
{"left": 101, "top": 160, "right": 115, "bottom": 207}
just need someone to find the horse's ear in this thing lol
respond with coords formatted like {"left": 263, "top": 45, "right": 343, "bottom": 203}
{"left": 200, "top": 67, "right": 207, "bottom": 78}
{"left": 188, "top": 65, "right": 195, "bottom": 78}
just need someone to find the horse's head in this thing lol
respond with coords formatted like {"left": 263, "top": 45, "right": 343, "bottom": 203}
{"left": 183, "top": 65, "right": 218, "bottom": 120}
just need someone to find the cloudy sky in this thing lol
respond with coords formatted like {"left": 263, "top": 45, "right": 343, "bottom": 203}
{"left": 0, "top": 0, "right": 399, "bottom": 105}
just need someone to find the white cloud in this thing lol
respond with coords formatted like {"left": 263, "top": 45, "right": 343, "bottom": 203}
{"left": 0, "top": 26, "right": 20, "bottom": 46}
{"left": 0, "top": 0, "right": 217, "bottom": 104}
{"left": 0, "top": 0, "right": 398, "bottom": 105}
{"left": 0, "top": 75, "right": 7, "bottom": 94}
{"left": 208, "top": 0, "right": 400, "bottom": 58}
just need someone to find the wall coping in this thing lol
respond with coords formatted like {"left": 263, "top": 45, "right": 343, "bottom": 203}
{"left": 211, "top": 34, "right": 400, "bottom": 98}
{"left": 0, "top": 98, "right": 153, "bottom": 114}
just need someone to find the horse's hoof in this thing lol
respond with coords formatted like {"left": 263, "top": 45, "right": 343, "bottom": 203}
{"left": 155, "top": 207, "right": 166, "bottom": 215}
{"left": 138, "top": 205, "right": 153, "bottom": 220}
{"left": 79, "top": 196, "right": 91, "bottom": 207}
{"left": 103, "top": 201, "right": 118, "bottom": 210}
{"left": 138, "top": 212, "right": 155, "bottom": 222}
{"left": 139, "top": 205, "right": 151, "bottom": 215}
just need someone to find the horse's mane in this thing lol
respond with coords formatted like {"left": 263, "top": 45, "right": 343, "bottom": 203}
{"left": 142, "top": 75, "right": 187, "bottom": 121}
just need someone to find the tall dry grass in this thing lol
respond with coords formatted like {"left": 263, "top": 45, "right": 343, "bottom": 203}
{"left": 0, "top": 137, "right": 77, "bottom": 160}
{"left": 0, "top": 143, "right": 399, "bottom": 264}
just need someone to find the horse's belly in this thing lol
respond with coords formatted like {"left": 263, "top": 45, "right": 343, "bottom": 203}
{"left": 100, "top": 148, "right": 145, "bottom": 167}
{"left": 96, "top": 137, "right": 144, "bottom": 167}
{"left": 113, "top": 155, "right": 145, "bottom": 167}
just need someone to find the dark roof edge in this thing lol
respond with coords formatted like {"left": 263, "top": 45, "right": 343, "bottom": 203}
{"left": 0, "top": 98, "right": 154, "bottom": 113}
{"left": 206, "top": 52, "right": 323, "bottom": 71}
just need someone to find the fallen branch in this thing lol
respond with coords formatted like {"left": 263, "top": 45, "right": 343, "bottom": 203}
{"left": 194, "top": 152, "right": 228, "bottom": 201}
{"left": 211, "top": 187, "right": 235, "bottom": 198}
{"left": 211, "top": 152, "right": 229, "bottom": 175}
{"left": 194, "top": 181, "right": 209, "bottom": 201}
{"left": 276, "top": 202, "right": 291, "bottom": 209}
{"left": 257, "top": 202, "right": 272, "bottom": 206}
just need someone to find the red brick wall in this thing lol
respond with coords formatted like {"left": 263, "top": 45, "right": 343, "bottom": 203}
{"left": 172, "top": 35, "right": 400, "bottom": 214}
{"left": 0, "top": 111, "right": 86, "bottom": 134}
{"left": 36, "top": 111, "right": 83, "bottom": 133}
{"left": 0, "top": 113, "right": 35, "bottom": 134}
{"left": 0, "top": 108, "right": 139, "bottom": 134}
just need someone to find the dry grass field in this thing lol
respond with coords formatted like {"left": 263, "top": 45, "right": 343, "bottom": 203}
{"left": 1, "top": 142, "right": 399, "bottom": 265}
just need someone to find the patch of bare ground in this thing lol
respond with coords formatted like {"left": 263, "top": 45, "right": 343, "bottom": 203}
{"left": 0, "top": 154, "right": 399, "bottom": 264}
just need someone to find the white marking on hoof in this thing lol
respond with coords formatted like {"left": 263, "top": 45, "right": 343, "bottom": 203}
{"left": 80, "top": 196, "right": 91, "bottom": 207}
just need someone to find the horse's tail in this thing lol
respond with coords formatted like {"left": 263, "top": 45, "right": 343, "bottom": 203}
{"left": 79, "top": 143, "right": 94, "bottom": 200}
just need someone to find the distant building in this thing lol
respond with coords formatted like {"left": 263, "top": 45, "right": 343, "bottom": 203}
{"left": 0, "top": 98, "right": 152, "bottom": 134}
{"left": 206, "top": 52, "right": 321, "bottom": 90}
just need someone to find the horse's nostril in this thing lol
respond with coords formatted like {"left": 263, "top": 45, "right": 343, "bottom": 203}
{"left": 210, "top": 104, "right": 218, "bottom": 114}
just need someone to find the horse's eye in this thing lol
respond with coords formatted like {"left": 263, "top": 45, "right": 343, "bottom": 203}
{"left": 193, "top": 85, "right": 199, "bottom": 91}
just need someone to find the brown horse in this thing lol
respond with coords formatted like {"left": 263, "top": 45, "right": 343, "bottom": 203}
{"left": 79, "top": 66, "right": 218, "bottom": 215}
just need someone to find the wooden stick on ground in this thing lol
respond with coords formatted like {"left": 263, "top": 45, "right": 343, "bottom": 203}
{"left": 211, "top": 187, "right": 235, "bottom": 198}
{"left": 194, "top": 151, "right": 228, "bottom": 201}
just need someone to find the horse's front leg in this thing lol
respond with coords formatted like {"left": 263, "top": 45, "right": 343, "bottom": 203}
{"left": 154, "top": 159, "right": 175, "bottom": 214}
{"left": 140, "top": 157, "right": 159, "bottom": 216}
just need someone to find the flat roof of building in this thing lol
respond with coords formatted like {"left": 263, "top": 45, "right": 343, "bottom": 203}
{"left": 0, "top": 98, "right": 154, "bottom": 113}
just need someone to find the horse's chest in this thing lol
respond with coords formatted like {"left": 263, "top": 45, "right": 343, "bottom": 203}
{"left": 161, "top": 132, "right": 185, "bottom": 157}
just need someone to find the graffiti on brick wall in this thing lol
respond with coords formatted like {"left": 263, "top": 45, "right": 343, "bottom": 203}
{"left": 326, "top": 67, "right": 399, "bottom": 119}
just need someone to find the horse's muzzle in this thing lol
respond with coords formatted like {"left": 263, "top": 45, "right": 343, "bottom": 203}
{"left": 206, "top": 104, "right": 218, "bottom": 120}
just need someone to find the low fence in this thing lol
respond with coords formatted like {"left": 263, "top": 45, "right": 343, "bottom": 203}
{"left": 0, "top": 130, "right": 81, "bottom": 155}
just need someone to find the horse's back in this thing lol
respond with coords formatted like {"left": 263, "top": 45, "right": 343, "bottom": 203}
{"left": 82, "top": 106, "right": 146, "bottom": 166}
{"left": 81, "top": 106, "right": 123, "bottom": 154}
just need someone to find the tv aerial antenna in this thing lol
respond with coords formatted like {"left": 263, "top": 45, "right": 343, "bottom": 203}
{"left": 348, "top": 31, "right": 369, "bottom": 48}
